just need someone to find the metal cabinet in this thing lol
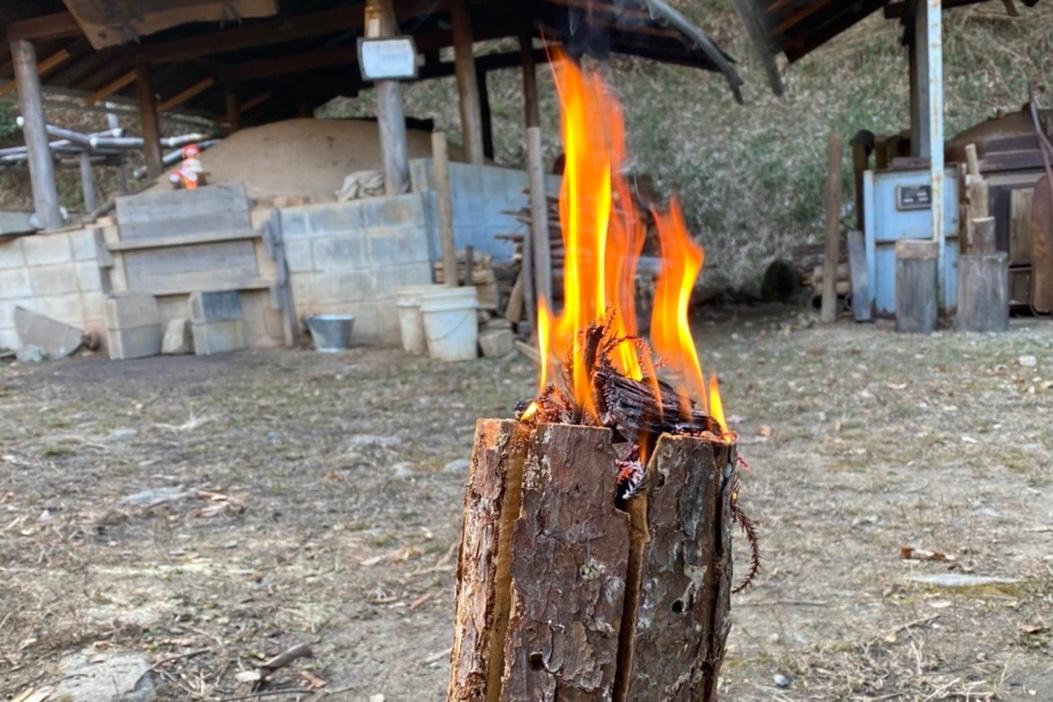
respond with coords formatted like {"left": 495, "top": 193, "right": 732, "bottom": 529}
{"left": 863, "top": 166, "right": 959, "bottom": 315}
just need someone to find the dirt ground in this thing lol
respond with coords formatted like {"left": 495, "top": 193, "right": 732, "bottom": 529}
{"left": 2, "top": 305, "right": 1051, "bottom": 701}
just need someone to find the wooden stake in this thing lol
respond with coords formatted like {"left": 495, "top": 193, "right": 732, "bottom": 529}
{"left": 451, "top": 0, "right": 485, "bottom": 165}
{"left": 135, "top": 62, "right": 164, "bottom": 180}
{"left": 432, "top": 131, "right": 459, "bottom": 289}
{"left": 821, "top": 131, "right": 844, "bottom": 323}
{"left": 10, "top": 38, "right": 63, "bottom": 230}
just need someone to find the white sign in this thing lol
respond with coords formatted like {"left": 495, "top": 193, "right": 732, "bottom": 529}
{"left": 359, "top": 37, "right": 418, "bottom": 81}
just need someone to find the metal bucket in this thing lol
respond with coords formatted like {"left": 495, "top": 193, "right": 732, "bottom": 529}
{"left": 305, "top": 314, "right": 355, "bottom": 352}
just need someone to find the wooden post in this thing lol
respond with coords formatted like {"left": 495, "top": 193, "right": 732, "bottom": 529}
{"left": 432, "top": 131, "right": 459, "bottom": 289}
{"left": 895, "top": 239, "right": 938, "bottom": 333}
{"left": 957, "top": 253, "right": 1009, "bottom": 332}
{"left": 448, "top": 421, "right": 734, "bottom": 701}
{"left": 820, "top": 131, "right": 844, "bottom": 323}
{"left": 78, "top": 151, "right": 97, "bottom": 212}
{"left": 451, "top": 0, "right": 484, "bottom": 165}
{"left": 527, "top": 126, "right": 550, "bottom": 314}
{"left": 224, "top": 80, "right": 240, "bottom": 133}
{"left": 519, "top": 31, "right": 540, "bottom": 129}
{"left": 135, "top": 61, "right": 164, "bottom": 180}
{"left": 367, "top": 0, "right": 410, "bottom": 195}
{"left": 925, "top": 0, "right": 946, "bottom": 306}
{"left": 10, "top": 38, "right": 63, "bottom": 229}
{"left": 477, "top": 67, "right": 494, "bottom": 161}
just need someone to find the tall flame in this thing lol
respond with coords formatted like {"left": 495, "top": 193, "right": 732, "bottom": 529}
{"left": 536, "top": 55, "right": 724, "bottom": 427}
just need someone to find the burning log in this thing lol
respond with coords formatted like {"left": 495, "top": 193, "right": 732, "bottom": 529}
{"left": 449, "top": 54, "right": 756, "bottom": 702}
{"left": 448, "top": 420, "right": 735, "bottom": 701}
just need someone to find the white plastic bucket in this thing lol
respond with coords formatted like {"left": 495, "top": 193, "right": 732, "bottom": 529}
{"left": 420, "top": 286, "right": 479, "bottom": 362}
{"left": 396, "top": 285, "right": 439, "bottom": 355}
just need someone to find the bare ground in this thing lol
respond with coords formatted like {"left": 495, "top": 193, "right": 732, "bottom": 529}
{"left": 1, "top": 305, "right": 1051, "bottom": 701}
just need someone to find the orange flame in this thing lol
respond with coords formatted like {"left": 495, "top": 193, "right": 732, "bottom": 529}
{"left": 650, "top": 199, "right": 706, "bottom": 417}
{"left": 535, "top": 55, "right": 725, "bottom": 428}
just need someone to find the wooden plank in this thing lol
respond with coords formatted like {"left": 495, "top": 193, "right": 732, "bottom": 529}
{"left": 500, "top": 424, "right": 629, "bottom": 701}
{"left": 85, "top": 69, "right": 136, "bottom": 106}
{"left": 895, "top": 239, "right": 938, "bottom": 334}
{"left": 115, "top": 183, "right": 251, "bottom": 240}
{"left": 122, "top": 241, "right": 259, "bottom": 294}
{"left": 452, "top": 0, "right": 485, "bottom": 165}
{"left": 1010, "top": 188, "right": 1034, "bottom": 265}
{"left": 158, "top": 77, "right": 217, "bottom": 112}
{"left": 847, "top": 229, "right": 871, "bottom": 321}
{"left": 10, "top": 38, "right": 63, "bottom": 230}
{"left": 432, "top": 131, "right": 459, "bottom": 288}
{"left": 820, "top": 131, "right": 844, "bottom": 323}
{"left": 239, "top": 92, "right": 271, "bottom": 114}
{"left": 956, "top": 253, "right": 1009, "bottom": 332}
{"left": 6, "top": 12, "right": 81, "bottom": 42}
{"left": 107, "top": 229, "right": 260, "bottom": 252}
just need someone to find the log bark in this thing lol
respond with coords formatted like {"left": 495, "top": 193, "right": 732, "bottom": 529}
{"left": 500, "top": 424, "right": 629, "bottom": 701}
{"left": 135, "top": 61, "right": 163, "bottom": 180}
{"left": 449, "top": 422, "right": 734, "bottom": 702}
{"left": 449, "top": 420, "right": 532, "bottom": 701}
{"left": 615, "top": 435, "right": 733, "bottom": 702}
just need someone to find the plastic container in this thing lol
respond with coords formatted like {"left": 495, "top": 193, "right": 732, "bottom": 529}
{"left": 305, "top": 314, "right": 355, "bottom": 352}
{"left": 419, "top": 286, "right": 479, "bottom": 361}
{"left": 396, "top": 285, "right": 440, "bottom": 355}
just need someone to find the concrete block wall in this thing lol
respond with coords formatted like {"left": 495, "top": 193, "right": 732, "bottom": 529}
{"left": 0, "top": 227, "right": 105, "bottom": 351}
{"left": 409, "top": 159, "right": 562, "bottom": 263}
{"left": 279, "top": 192, "right": 435, "bottom": 345}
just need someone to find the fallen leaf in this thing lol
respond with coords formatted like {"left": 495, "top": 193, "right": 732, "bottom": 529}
{"left": 900, "top": 546, "right": 957, "bottom": 562}
{"left": 299, "top": 671, "right": 327, "bottom": 689}
{"left": 1019, "top": 621, "right": 1049, "bottom": 635}
{"left": 235, "top": 669, "right": 262, "bottom": 683}
{"left": 757, "top": 425, "right": 773, "bottom": 439}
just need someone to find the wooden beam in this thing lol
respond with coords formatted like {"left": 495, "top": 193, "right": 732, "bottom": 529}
{"left": 0, "top": 48, "right": 70, "bottom": 97}
{"left": 477, "top": 67, "right": 494, "bottom": 160}
{"left": 238, "top": 92, "right": 272, "bottom": 114}
{"left": 86, "top": 70, "right": 136, "bottom": 106}
{"left": 135, "top": 62, "right": 163, "bottom": 179}
{"left": 10, "top": 38, "right": 63, "bottom": 229}
{"left": 158, "top": 77, "right": 217, "bottom": 112}
{"left": 6, "top": 12, "right": 81, "bottom": 42}
{"left": 141, "top": 0, "right": 446, "bottom": 64}
{"left": 451, "top": 0, "right": 485, "bottom": 164}
{"left": 224, "top": 81, "right": 239, "bottom": 132}
{"left": 774, "top": 0, "right": 834, "bottom": 35}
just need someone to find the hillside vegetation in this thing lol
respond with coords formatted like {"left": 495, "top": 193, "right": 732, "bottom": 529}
{"left": 326, "top": 2, "right": 1053, "bottom": 289}
{"left": 4, "top": 3, "right": 1052, "bottom": 289}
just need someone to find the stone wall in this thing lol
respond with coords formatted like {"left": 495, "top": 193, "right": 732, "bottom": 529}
{"left": 0, "top": 227, "right": 104, "bottom": 351}
{"left": 279, "top": 192, "right": 436, "bottom": 345}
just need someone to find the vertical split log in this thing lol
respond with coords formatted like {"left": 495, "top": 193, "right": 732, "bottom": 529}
{"left": 449, "top": 420, "right": 532, "bottom": 701}
{"left": 500, "top": 425, "right": 629, "bottom": 701}
{"left": 614, "top": 435, "right": 733, "bottom": 702}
